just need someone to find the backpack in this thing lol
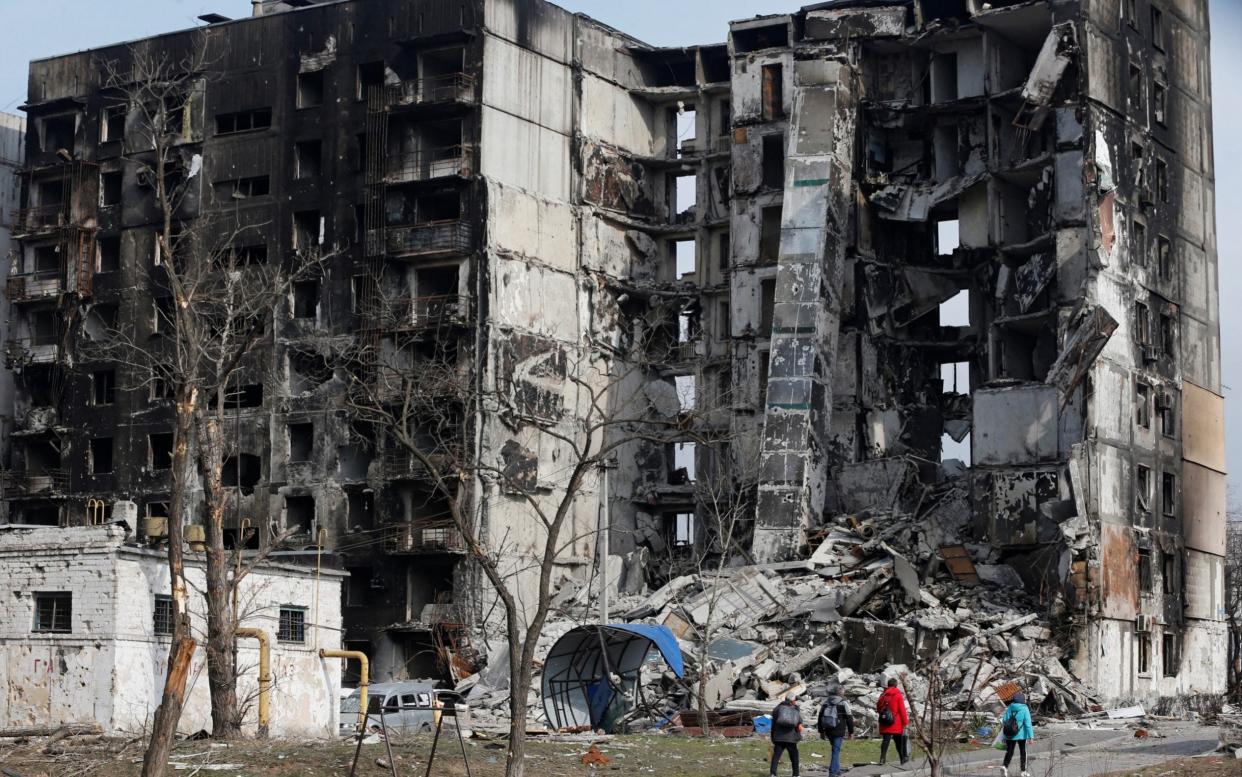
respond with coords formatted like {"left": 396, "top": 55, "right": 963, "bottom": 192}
{"left": 1002, "top": 708, "right": 1020, "bottom": 738}
{"left": 879, "top": 705, "right": 896, "bottom": 727}
{"left": 774, "top": 703, "right": 800, "bottom": 728}
{"left": 818, "top": 700, "right": 840, "bottom": 731}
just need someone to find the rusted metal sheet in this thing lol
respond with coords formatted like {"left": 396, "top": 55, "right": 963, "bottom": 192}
{"left": 939, "top": 545, "right": 979, "bottom": 584}
{"left": 1044, "top": 304, "right": 1119, "bottom": 404}
{"left": 1099, "top": 524, "right": 1139, "bottom": 620}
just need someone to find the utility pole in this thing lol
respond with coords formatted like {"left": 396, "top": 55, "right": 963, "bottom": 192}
{"left": 598, "top": 458, "right": 617, "bottom": 624}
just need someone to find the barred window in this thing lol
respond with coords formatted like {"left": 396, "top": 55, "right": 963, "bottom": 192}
{"left": 33, "top": 592, "right": 71, "bottom": 633}
{"left": 153, "top": 595, "right": 174, "bottom": 636}
{"left": 278, "top": 607, "right": 306, "bottom": 643}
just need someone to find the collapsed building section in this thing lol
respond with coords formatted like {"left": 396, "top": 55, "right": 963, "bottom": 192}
{"left": 2, "top": 0, "right": 1225, "bottom": 711}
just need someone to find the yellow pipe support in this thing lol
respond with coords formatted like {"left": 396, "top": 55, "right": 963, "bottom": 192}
{"left": 236, "top": 627, "right": 271, "bottom": 738}
{"left": 319, "top": 649, "right": 370, "bottom": 733}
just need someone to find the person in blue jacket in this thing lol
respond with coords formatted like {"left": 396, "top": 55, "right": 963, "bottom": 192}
{"left": 999, "top": 692, "right": 1034, "bottom": 777}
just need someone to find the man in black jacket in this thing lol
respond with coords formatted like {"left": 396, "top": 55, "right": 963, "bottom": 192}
{"left": 816, "top": 683, "right": 855, "bottom": 777}
{"left": 769, "top": 693, "right": 804, "bottom": 777}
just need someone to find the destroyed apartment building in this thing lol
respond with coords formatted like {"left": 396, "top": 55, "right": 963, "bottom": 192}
{"left": 2, "top": 0, "right": 1226, "bottom": 713}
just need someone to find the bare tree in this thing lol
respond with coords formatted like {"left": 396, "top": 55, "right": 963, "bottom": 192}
{"left": 902, "top": 647, "right": 990, "bottom": 777}
{"left": 94, "top": 33, "right": 328, "bottom": 752}
{"left": 346, "top": 317, "right": 700, "bottom": 777}
{"left": 1227, "top": 517, "right": 1242, "bottom": 702}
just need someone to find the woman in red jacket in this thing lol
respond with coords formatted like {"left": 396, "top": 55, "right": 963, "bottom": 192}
{"left": 877, "top": 678, "right": 909, "bottom": 765}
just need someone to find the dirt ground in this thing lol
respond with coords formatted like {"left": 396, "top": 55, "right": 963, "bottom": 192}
{"left": 0, "top": 733, "right": 928, "bottom": 777}
{"left": 1097, "top": 754, "right": 1241, "bottom": 777}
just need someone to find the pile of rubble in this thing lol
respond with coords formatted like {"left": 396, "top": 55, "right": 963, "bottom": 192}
{"left": 461, "top": 473, "right": 1103, "bottom": 735}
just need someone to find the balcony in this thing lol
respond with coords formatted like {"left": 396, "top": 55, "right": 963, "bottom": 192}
{"left": 386, "top": 74, "right": 477, "bottom": 109}
{"left": 4, "top": 337, "right": 59, "bottom": 367}
{"left": 2, "top": 468, "right": 69, "bottom": 498}
{"left": 385, "top": 145, "right": 474, "bottom": 184}
{"left": 368, "top": 294, "right": 471, "bottom": 333}
{"left": 374, "top": 219, "right": 474, "bottom": 259}
{"left": 382, "top": 520, "right": 465, "bottom": 554}
{"left": 6, "top": 272, "right": 64, "bottom": 303}
{"left": 13, "top": 206, "right": 69, "bottom": 238}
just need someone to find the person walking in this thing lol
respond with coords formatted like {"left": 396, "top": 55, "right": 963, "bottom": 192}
{"left": 877, "top": 677, "right": 909, "bottom": 766}
{"left": 816, "top": 683, "right": 854, "bottom": 777}
{"left": 769, "top": 692, "right": 804, "bottom": 777}
{"left": 999, "top": 692, "right": 1034, "bottom": 777}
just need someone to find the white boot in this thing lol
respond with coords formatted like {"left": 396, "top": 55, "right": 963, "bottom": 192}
{"left": 998, "top": 768, "right": 1009, "bottom": 777}
{"left": 1020, "top": 772, "right": 1031, "bottom": 777}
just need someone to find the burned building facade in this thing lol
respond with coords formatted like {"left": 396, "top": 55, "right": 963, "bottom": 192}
{"left": 5, "top": 0, "right": 1226, "bottom": 703}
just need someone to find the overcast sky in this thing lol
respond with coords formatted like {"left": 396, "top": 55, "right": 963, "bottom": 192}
{"left": 0, "top": 0, "right": 1237, "bottom": 512}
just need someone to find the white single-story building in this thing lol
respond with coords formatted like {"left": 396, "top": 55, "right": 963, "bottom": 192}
{"left": 0, "top": 524, "right": 348, "bottom": 737}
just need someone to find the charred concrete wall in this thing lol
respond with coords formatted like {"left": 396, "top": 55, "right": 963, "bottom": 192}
{"left": 0, "top": 113, "right": 22, "bottom": 502}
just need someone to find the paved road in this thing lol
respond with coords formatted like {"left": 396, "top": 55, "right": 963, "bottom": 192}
{"left": 797, "top": 722, "right": 1221, "bottom": 777}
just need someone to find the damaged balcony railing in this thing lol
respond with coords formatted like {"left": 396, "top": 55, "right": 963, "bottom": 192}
{"left": 382, "top": 519, "right": 465, "bottom": 554}
{"left": 385, "top": 73, "right": 477, "bottom": 108}
{"left": 368, "top": 294, "right": 471, "bottom": 332}
{"left": 6, "top": 271, "right": 64, "bottom": 302}
{"left": 4, "top": 336, "right": 60, "bottom": 366}
{"left": 385, "top": 145, "right": 474, "bottom": 184}
{"left": 377, "top": 220, "right": 474, "bottom": 258}
{"left": 2, "top": 468, "right": 69, "bottom": 498}
{"left": 13, "top": 206, "right": 68, "bottom": 237}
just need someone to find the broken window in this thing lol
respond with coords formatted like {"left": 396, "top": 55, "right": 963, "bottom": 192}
{"left": 152, "top": 297, "right": 175, "bottom": 335}
{"left": 940, "top": 290, "right": 970, "bottom": 327}
{"left": 351, "top": 274, "right": 376, "bottom": 315}
{"left": 717, "top": 231, "right": 730, "bottom": 270}
{"left": 1150, "top": 6, "right": 1165, "bottom": 51}
{"left": 288, "top": 422, "right": 314, "bottom": 463}
{"left": 1128, "top": 62, "right": 1143, "bottom": 107}
{"left": 96, "top": 234, "right": 120, "bottom": 273}
{"left": 1132, "top": 219, "right": 1147, "bottom": 266}
{"left": 101, "top": 104, "right": 126, "bottom": 142}
{"left": 222, "top": 453, "right": 262, "bottom": 490}
{"left": 735, "top": 24, "right": 787, "bottom": 54}
{"left": 666, "top": 512, "right": 696, "bottom": 548}
{"left": 1125, "top": 0, "right": 1138, "bottom": 28}
{"left": 759, "top": 278, "right": 776, "bottom": 333}
{"left": 215, "top": 108, "right": 272, "bottom": 136}
{"left": 150, "top": 370, "right": 173, "bottom": 401}
{"left": 295, "top": 139, "right": 322, "bottom": 179}
{"left": 1158, "top": 392, "right": 1176, "bottom": 437}
{"left": 674, "top": 104, "right": 696, "bottom": 155}
{"left": 277, "top": 606, "right": 306, "bottom": 643}
{"left": 1152, "top": 81, "right": 1166, "bottom": 126}
{"left": 759, "top": 206, "right": 781, "bottom": 264}
{"left": 1161, "top": 472, "right": 1176, "bottom": 517}
{"left": 937, "top": 220, "right": 960, "bottom": 256}
{"left": 1162, "top": 633, "right": 1178, "bottom": 677}
{"left": 673, "top": 238, "right": 695, "bottom": 279}
{"left": 1134, "top": 303, "right": 1151, "bottom": 345}
{"left": 288, "top": 350, "right": 333, "bottom": 394}
{"left": 1135, "top": 382, "right": 1151, "bottom": 428}
{"left": 292, "top": 279, "right": 319, "bottom": 319}
{"left": 149, "top": 433, "right": 173, "bottom": 470}
{"left": 215, "top": 175, "right": 270, "bottom": 199}
{"left": 1138, "top": 633, "right": 1151, "bottom": 674}
{"left": 1155, "top": 159, "right": 1169, "bottom": 203}
{"left": 33, "top": 592, "right": 71, "bottom": 633}
{"left": 761, "top": 64, "right": 784, "bottom": 120}
{"left": 91, "top": 369, "right": 115, "bottom": 405}
{"left": 757, "top": 351, "right": 769, "bottom": 405}
{"left": 357, "top": 61, "right": 385, "bottom": 101}
{"left": 88, "top": 437, "right": 113, "bottom": 475}
{"left": 718, "top": 99, "right": 732, "bottom": 136}
{"left": 1139, "top": 546, "right": 1153, "bottom": 591}
{"left": 224, "top": 383, "right": 263, "bottom": 409}
{"left": 296, "top": 70, "right": 325, "bottom": 109}
{"left": 346, "top": 567, "right": 373, "bottom": 606}
{"left": 285, "top": 495, "right": 315, "bottom": 533}
{"left": 761, "top": 134, "right": 785, "bottom": 188}
{"left": 1136, "top": 465, "right": 1152, "bottom": 513}
{"left": 153, "top": 595, "right": 173, "bottom": 636}
{"left": 1162, "top": 550, "right": 1177, "bottom": 594}
{"left": 1156, "top": 235, "right": 1171, "bottom": 280}
{"left": 931, "top": 52, "right": 959, "bottom": 103}
{"left": 100, "top": 171, "right": 122, "bottom": 206}
{"left": 292, "top": 209, "right": 323, "bottom": 250}
{"left": 1160, "top": 313, "right": 1175, "bottom": 356}
{"left": 718, "top": 300, "right": 730, "bottom": 341}
{"left": 347, "top": 491, "right": 374, "bottom": 530}
{"left": 229, "top": 243, "right": 268, "bottom": 266}
{"left": 40, "top": 114, "right": 75, "bottom": 153}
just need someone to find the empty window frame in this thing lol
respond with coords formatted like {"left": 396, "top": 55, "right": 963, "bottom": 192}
{"left": 356, "top": 61, "right": 385, "bottom": 101}
{"left": 759, "top": 206, "right": 782, "bottom": 263}
{"left": 224, "top": 383, "right": 263, "bottom": 409}
{"left": 292, "top": 210, "right": 323, "bottom": 250}
{"left": 296, "top": 71, "right": 325, "bottom": 109}
{"left": 668, "top": 512, "right": 696, "bottom": 547}
{"left": 91, "top": 369, "right": 116, "bottom": 405}
{"left": 89, "top": 437, "right": 113, "bottom": 474}
{"left": 101, "top": 104, "right": 126, "bottom": 142}
{"left": 1136, "top": 464, "right": 1152, "bottom": 513}
{"left": 761, "top": 134, "right": 785, "bottom": 188}
{"left": 96, "top": 234, "right": 120, "bottom": 273}
{"left": 1125, "top": 0, "right": 1138, "bottom": 28}
{"left": 1132, "top": 219, "right": 1147, "bottom": 266}
{"left": 277, "top": 607, "right": 306, "bottom": 643}
{"left": 285, "top": 495, "right": 314, "bottom": 532}
{"left": 215, "top": 108, "right": 272, "bottom": 136}
{"left": 761, "top": 64, "right": 784, "bottom": 120}
{"left": 288, "top": 422, "right": 314, "bottom": 463}
{"left": 153, "top": 594, "right": 174, "bottom": 636}
{"left": 294, "top": 139, "right": 322, "bottom": 179}
{"left": 40, "top": 114, "right": 76, "bottom": 154}
{"left": 215, "top": 175, "right": 270, "bottom": 199}
{"left": 1155, "top": 159, "right": 1169, "bottom": 203}
{"left": 1138, "top": 545, "right": 1153, "bottom": 590}
{"left": 100, "top": 171, "right": 122, "bottom": 206}
{"left": 150, "top": 371, "right": 173, "bottom": 401}
{"left": 292, "top": 279, "right": 319, "bottom": 319}
{"left": 230, "top": 243, "right": 268, "bottom": 266}
{"left": 717, "top": 231, "right": 730, "bottom": 270}
{"left": 1156, "top": 235, "right": 1172, "bottom": 280}
{"left": 33, "top": 592, "right": 72, "bottom": 633}
{"left": 1160, "top": 312, "right": 1176, "bottom": 356}
{"left": 1162, "top": 550, "right": 1177, "bottom": 594}
{"left": 1137, "top": 632, "right": 1151, "bottom": 674}
{"left": 1134, "top": 303, "right": 1151, "bottom": 345}
{"left": 1152, "top": 81, "right": 1167, "bottom": 126}
{"left": 1150, "top": 6, "right": 1165, "bottom": 51}
{"left": 1162, "top": 632, "right": 1178, "bottom": 677}
{"left": 1158, "top": 392, "right": 1176, "bottom": 437}
{"left": 759, "top": 278, "right": 776, "bottom": 334}
{"left": 149, "top": 432, "right": 174, "bottom": 470}
{"left": 1161, "top": 472, "right": 1176, "bottom": 516}
{"left": 1135, "top": 381, "right": 1151, "bottom": 428}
